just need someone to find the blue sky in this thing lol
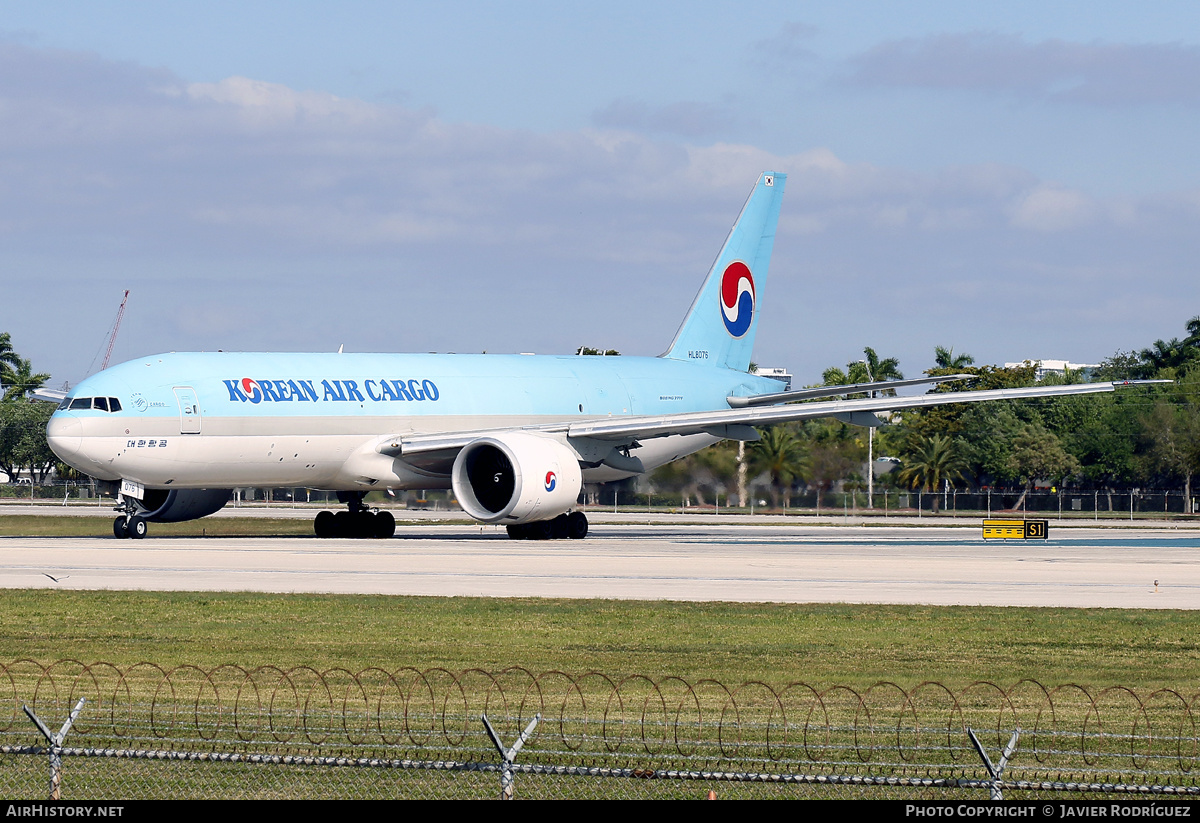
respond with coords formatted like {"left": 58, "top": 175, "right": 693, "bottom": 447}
{"left": 5, "top": 1, "right": 1200, "bottom": 387}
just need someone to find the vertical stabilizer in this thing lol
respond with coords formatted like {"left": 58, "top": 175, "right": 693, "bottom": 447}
{"left": 663, "top": 172, "right": 786, "bottom": 371}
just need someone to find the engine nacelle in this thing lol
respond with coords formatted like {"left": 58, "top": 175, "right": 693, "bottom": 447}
{"left": 134, "top": 488, "right": 233, "bottom": 523}
{"left": 451, "top": 433, "right": 582, "bottom": 524}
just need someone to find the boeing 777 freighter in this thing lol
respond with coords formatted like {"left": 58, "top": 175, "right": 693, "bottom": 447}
{"left": 47, "top": 173, "right": 1145, "bottom": 539}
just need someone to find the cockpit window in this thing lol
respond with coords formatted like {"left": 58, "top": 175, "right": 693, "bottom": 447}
{"left": 60, "top": 396, "right": 123, "bottom": 413}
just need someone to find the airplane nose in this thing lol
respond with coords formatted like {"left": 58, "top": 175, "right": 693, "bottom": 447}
{"left": 46, "top": 415, "right": 83, "bottom": 465}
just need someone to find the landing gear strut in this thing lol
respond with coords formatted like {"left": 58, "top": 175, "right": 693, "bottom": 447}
{"left": 112, "top": 498, "right": 147, "bottom": 540}
{"left": 506, "top": 511, "right": 588, "bottom": 540}
{"left": 314, "top": 492, "right": 396, "bottom": 539}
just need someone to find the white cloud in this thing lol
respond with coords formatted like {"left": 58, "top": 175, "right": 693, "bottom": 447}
{"left": 1010, "top": 186, "right": 1099, "bottom": 232}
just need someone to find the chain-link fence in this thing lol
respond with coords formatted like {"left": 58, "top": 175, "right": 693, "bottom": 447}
{"left": 2, "top": 661, "right": 1199, "bottom": 799}
{"left": 6, "top": 483, "right": 1200, "bottom": 522}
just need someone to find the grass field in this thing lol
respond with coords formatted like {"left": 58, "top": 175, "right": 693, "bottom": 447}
{"left": 2, "top": 513, "right": 1197, "bottom": 689}
{"left": 2, "top": 589, "right": 1198, "bottom": 689}
{"left": 0, "top": 514, "right": 342, "bottom": 537}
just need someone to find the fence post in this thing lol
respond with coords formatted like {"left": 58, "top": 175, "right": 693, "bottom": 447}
{"left": 967, "top": 726, "right": 1020, "bottom": 801}
{"left": 23, "top": 697, "right": 86, "bottom": 801}
{"left": 482, "top": 712, "right": 541, "bottom": 800}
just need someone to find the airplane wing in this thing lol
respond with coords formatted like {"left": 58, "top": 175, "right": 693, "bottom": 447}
{"left": 378, "top": 380, "right": 1160, "bottom": 463}
{"left": 564, "top": 381, "right": 1148, "bottom": 441}
{"left": 31, "top": 388, "right": 67, "bottom": 404}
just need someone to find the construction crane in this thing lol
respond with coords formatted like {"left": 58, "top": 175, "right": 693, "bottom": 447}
{"left": 99, "top": 290, "right": 130, "bottom": 372}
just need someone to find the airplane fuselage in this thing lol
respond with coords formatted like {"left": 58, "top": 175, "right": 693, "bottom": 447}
{"left": 47, "top": 350, "right": 785, "bottom": 491}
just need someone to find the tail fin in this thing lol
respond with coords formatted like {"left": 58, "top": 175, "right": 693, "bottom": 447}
{"left": 662, "top": 171, "right": 786, "bottom": 371}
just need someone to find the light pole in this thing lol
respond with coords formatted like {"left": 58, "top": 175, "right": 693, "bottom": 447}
{"left": 859, "top": 359, "right": 875, "bottom": 510}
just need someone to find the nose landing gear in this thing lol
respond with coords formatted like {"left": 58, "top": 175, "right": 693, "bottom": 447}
{"left": 112, "top": 505, "right": 148, "bottom": 540}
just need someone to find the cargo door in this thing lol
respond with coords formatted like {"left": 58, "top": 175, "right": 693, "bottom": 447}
{"left": 173, "top": 386, "right": 202, "bottom": 434}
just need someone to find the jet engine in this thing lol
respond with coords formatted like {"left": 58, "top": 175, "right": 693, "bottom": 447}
{"left": 134, "top": 488, "right": 233, "bottom": 522}
{"left": 451, "top": 433, "right": 582, "bottom": 524}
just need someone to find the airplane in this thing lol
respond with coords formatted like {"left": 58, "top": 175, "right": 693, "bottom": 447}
{"left": 46, "top": 172, "right": 1152, "bottom": 540}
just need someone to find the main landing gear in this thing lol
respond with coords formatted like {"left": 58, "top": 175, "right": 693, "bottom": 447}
{"left": 505, "top": 511, "right": 588, "bottom": 540}
{"left": 314, "top": 492, "right": 396, "bottom": 539}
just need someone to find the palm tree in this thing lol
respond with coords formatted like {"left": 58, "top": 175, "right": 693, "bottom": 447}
{"left": 896, "top": 434, "right": 969, "bottom": 513}
{"left": 862, "top": 346, "right": 903, "bottom": 385}
{"left": 1185, "top": 316, "right": 1200, "bottom": 346}
{"left": 2, "top": 357, "right": 50, "bottom": 401}
{"left": 1140, "top": 338, "right": 1186, "bottom": 374}
{"left": 0, "top": 333, "right": 22, "bottom": 386}
{"left": 823, "top": 347, "right": 903, "bottom": 394}
{"left": 748, "top": 425, "right": 808, "bottom": 508}
{"left": 933, "top": 345, "right": 975, "bottom": 371}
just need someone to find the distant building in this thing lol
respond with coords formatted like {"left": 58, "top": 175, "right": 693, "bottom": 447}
{"left": 755, "top": 367, "right": 792, "bottom": 390}
{"left": 1004, "top": 359, "right": 1099, "bottom": 381}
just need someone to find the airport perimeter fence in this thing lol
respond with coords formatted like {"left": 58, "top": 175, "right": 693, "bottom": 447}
{"left": 5, "top": 482, "right": 1200, "bottom": 522}
{"left": 2, "top": 661, "right": 1199, "bottom": 800}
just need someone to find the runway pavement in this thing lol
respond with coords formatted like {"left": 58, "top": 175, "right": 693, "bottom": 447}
{"left": 3, "top": 517, "right": 1199, "bottom": 608}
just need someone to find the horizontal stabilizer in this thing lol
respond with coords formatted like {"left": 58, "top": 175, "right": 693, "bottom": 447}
{"left": 727, "top": 375, "right": 973, "bottom": 408}
{"left": 31, "top": 388, "right": 67, "bottom": 403}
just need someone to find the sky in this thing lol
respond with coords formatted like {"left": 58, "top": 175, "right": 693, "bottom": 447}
{"left": 4, "top": 1, "right": 1200, "bottom": 388}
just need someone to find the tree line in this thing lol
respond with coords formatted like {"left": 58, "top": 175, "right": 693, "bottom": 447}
{"left": 650, "top": 323, "right": 1200, "bottom": 510}
{"left": 0, "top": 333, "right": 54, "bottom": 483}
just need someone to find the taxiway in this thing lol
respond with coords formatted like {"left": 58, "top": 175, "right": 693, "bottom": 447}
{"left": 3, "top": 518, "right": 1198, "bottom": 608}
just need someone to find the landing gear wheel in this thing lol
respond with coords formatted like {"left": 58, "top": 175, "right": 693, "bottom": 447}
{"left": 113, "top": 517, "right": 129, "bottom": 539}
{"left": 314, "top": 510, "right": 335, "bottom": 538}
{"left": 567, "top": 511, "right": 589, "bottom": 540}
{"left": 530, "top": 520, "right": 554, "bottom": 540}
{"left": 551, "top": 514, "right": 570, "bottom": 540}
{"left": 350, "top": 512, "right": 373, "bottom": 539}
{"left": 374, "top": 510, "right": 395, "bottom": 539}
{"left": 128, "top": 516, "right": 147, "bottom": 539}
{"left": 506, "top": 524, "right": 527, "bottom": 540}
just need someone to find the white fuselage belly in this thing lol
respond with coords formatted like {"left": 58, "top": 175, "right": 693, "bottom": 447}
{"left": 63, "top": 411, "right": 720, "bottom": 490}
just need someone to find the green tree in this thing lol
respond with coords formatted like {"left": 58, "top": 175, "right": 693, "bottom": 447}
{"left": 0, "top": 399, "right": 56, "bottom": 483}
{"left": 748, "top": 425, "right": 808, "bottom": 507}
{"left": 1137, "top": 365, "right": 1200, "bottom": 503}
{"left": 1003, "top": 420, "right": 1081, "bottom": 497}
{"left": 1, "top": 356, "right": 50, "bottom": 401}
{"left": 649, "top": 440, "right": 739, "bottom": 507}
{"left": 902, "top": 363, "right": 1038, "bottom": 445}
{"left": 932, "top": 346, "right": 975, "bottom": 372}
{"left": 1138, "top": 316, "right": 1200, "bottom": 376}
{"left": 1093, "top": 350, "right": 1146, "bottom": 381}
{"left": 896, "top": 434, "right": 969, "bottom": 513}
{"left": 823, "top": 347, "right": 904, "bottom": 395}
{"left": 0, "top": 332, "right": 21, "bottom": 380}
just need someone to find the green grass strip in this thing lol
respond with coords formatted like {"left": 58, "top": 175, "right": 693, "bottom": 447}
{"left": 2, "top": 591, "right": 1198, "bottom": 689}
